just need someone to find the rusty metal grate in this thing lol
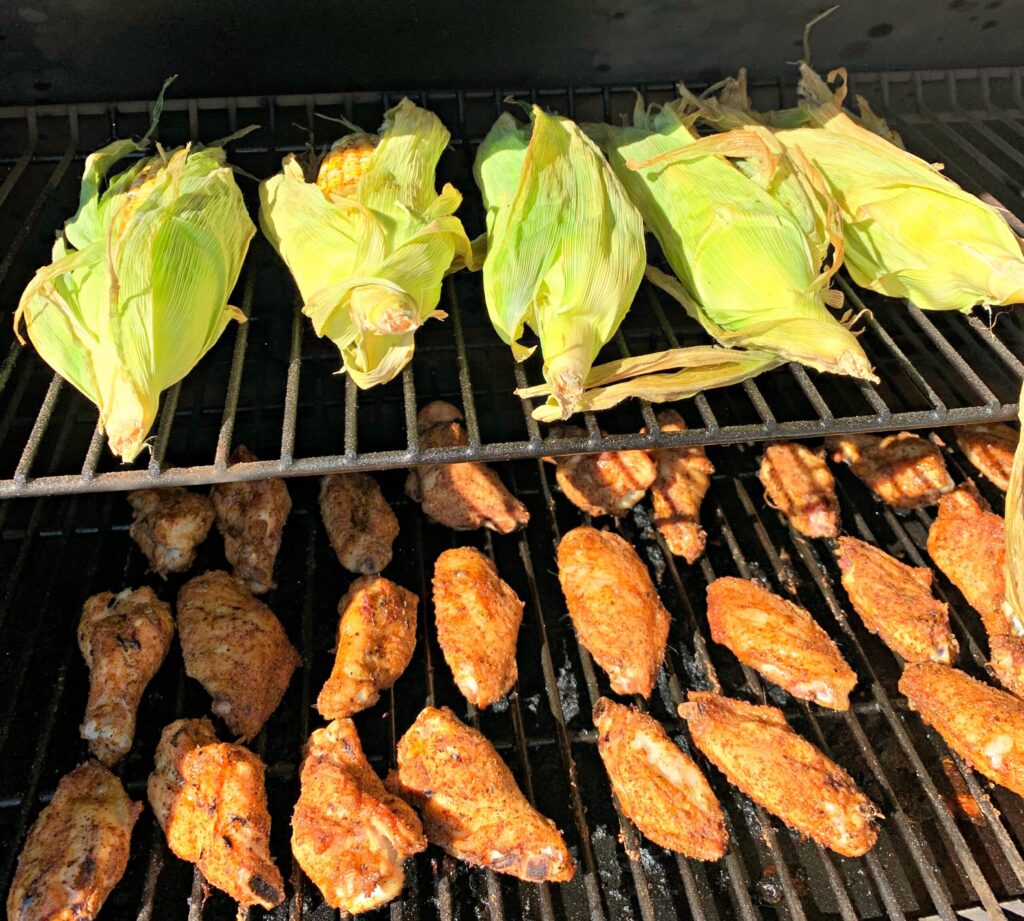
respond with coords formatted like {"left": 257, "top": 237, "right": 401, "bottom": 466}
{"left": 0, "top": 68, "right": 1023, "bottom": 499}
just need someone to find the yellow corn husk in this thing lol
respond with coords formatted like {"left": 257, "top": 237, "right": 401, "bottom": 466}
{"left": 473, "top": 105, "right": 646, "bottom": 419}
{"left": 13, "top": 81, "right": 254, "bottom": 462}
{"left": 598, "top": 98, "right": 876, "bottom": 382}
{"left": 259, "top": 98, "right": 473, "bottom": 389}
{"left": 686, "top": 65, "right": 1024, "bottom": 312}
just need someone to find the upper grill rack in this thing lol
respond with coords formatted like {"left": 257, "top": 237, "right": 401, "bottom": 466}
{"left": 0, "top": 67, "right": 1023, "bottom": 499}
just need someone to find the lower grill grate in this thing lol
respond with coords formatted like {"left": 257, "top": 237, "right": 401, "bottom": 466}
{"left": 2, "top": 430, "right": 1024, "bottom": 920}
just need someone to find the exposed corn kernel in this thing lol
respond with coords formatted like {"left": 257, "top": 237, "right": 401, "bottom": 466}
{"left": 316, "top": 133, "right": 378, "bottom": 201}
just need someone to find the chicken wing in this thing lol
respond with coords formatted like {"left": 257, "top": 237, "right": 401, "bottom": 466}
{"left": 433, "top": 547, "right": 523, "bottom": 708}
{"left": 148, "top": 718, "right": 284, "bottom": 909}
{"left": 678, "top": 693, "right": 880, "bottom": 857}
{"left": 128, "top": 487, "right": 214, "bottom": 577}
{"left": 404, "top": 402, "right": 529, "bottom": 533}
{"left": 292, "top": 718, "right": 427, "bottom": 913}
{"left": 320, "top": 472, "right": 399, "bottom": 574}
{"left": 211, "top": 445, "right": 291, "bottom": 594}
{"left": 759, "top": 441, "right": 839, "bottom": 538}
{"left": 386, "top": 706, "right": 574, "bottom": 881}
{"left": 902, "top": 663, "right": 1024, "bottom": 798}
{"left": 178, "top": 571, "right": 301, "bottom": 740}
{"left": 955, "top": 422, "right": 1018, "bottom": 492}
{"left": 706, "top": 577, "right": 856, "bottom": 710}
{"left": 545, "top": 424, "right": 657, "bottom": 518}
{"left": 837, "top": 537, "right": 958, "bottom": 664}
{"left": 645, "top": 409, "right": 713, "bottom": 562}
{"left": 557, "top": 526, "right": 670, "bottom": 697}
{"left": 7, "top": 761, "right": 140, "bottom": 921}
{"left": 928, "top": 485, "right": 1024, "bottom": 696}
{"left": 78, "top": 586, "right": 174, "bottom": 765}
{"left": 827, "top": 432, "right": 953, "bottom": 509}
{"left": 317, "top": 575, "right": 418, "bottom": 719}
{"left": 593, "top": 698, "right": 728, "bottom": 860}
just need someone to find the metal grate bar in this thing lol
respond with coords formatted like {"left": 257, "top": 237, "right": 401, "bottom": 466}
{"left": 213, "top": 261, "right": 257, "bottom": 469}
{"left": 904, "top": 307, "right": 1000, "bottom": 407}
{"left": 281, "top": 300, "right": 305, "bottom": 465}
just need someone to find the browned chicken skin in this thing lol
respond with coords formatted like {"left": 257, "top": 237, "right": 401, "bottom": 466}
{"left": 837, "top": 537, "right": 958, "bottom": 665}
{"left": 320, "top": 472, "right": 399, "bottom": 574}
{"left": 759, "top": 441, "right": 839, "bottom": 538}
{"left": 387, "top": 706, "right": 575, "bottom": 882}
{"left": 317, "top": 575, "right": 418, "bottom": 720}
{"left": 827, "top": 432, "right": 953, "bottom": 509}
{"left": 900, "top": 663, "right": 1024, "bottom": 797}
{"left": 706, "top": 577, "right": 857, "bottom": 710}
{"left": 211, "top": 445, "right": 291, "bottom": 594}
{"left": 178, "top": 571, "right": 301, "bottom": 740}
{"left": 433, "top": 547, "right": 524, "bottom": 708}
{"left": 955, "top": 422, "right": 1018, "bottom": 492}
{"left": 78, "top": 586, "right": 175, "bottom": 765}
{"left": 292, "top": 718, "right": 427, "bottom": 913}
{"left": 557, "top": 526, "right": 670, "bottom": 697}
{"left": 405, "top": 402, "right": 529, "bottom": 533}
{"left": 679, "top": 693, "right": 880, "bottom": 857}
{"left": 593, "top": 698, "right": 728, "bottom": 860}
{"left": 646, "top": 409, "right": 713, "bottom": 562}
{"left": 128, "top": 487, "right": 214, "bottom": 577}
{"left": 148, "top": 718, "right": 285, "bottom": 909}
{"left": 545, "top": 424, "right": 657, "bottom": 518}
{"left": 7, "top": 761, "right": 140, "bottom": 921}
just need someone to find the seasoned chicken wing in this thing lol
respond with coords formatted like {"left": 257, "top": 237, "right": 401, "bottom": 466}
{"left": 7, "top": 761, "right": 140, "bottom": 921}
{"left": 827, "top": 432, "right": 953, "bottom": 509}
{"left": 387, "top": 706, "right": 574, "bottom": 881}
{"left": 545, "top": 424, "right": 657, "bottom": 518}
{"left": 955, "top": 422, "right": 1018, "bottom": 492}
{"left": 405, "top": 402, "right": 529, "bottom": 533}
{"left": 837, "top": 537, "right": 958, "bottom": 664}
{"left": 706, "top": 577, "right": 856, "bottom": 710}
{"left": 433, "top": 547, "right": 523, "bottom": 708}
{"left": 759, "top": 441, "right": 839, "bottom": 538}
{"left": 78, "top": 586, "right": 174, "bottom": 765}
{"left": 128, "top": 487, "right": 214, "bottom": 577}
{"left": 148, "top": 718, "right": 284, "bottom": 909}
{"left": 320, "top": 472, "right": 399, "bottom": 574}
{"left": 900, "top": 664, "right": 1024, "bottom": 797}
{"left": 211, "top": 445, "right": 291, "bottom": 594}
{"left": 646, "top": 409, "right": 713, "bottom": 562}
{"left": 557, "top": 526, "right": 670, "bottom": 697}
{"left": 178, "top": 571, "right": 301, "bottom": 740}
{"left": 317, "top": 575, "right": 418, "bottom": 720}
{"left": 593, "top": 698, "right": 727, "bottom": 860}
{"left": 679, "top": 693, "right": 880, "bottom": 857}
{"left": 293, "top": 718, "right": 427, "bottom": 913}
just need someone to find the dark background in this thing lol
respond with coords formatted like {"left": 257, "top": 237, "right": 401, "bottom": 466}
{"left": 0, "top": 0, "right": 1020, "bottom": 106}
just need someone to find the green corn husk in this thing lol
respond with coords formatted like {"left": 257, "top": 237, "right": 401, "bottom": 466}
{"left": 473, "top": 105, "right": 647, "bottom": 419}
{"left": 598, "top": 98, "right": 876, "bottom": 382}
{"left": 14, "top": 81, "right": 255, "bottom": 463}
{"left": 259, "top": 98, "right": 473, "bottom": 389}
{"left": 684, "top": 65, "right": 1024, "bottom": 312}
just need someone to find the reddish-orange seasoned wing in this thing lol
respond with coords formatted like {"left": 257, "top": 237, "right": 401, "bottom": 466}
{"left": 293, "top": 719, "right": 426, "bottom": 914}
{"left": 679, "top": 693, "right": 880, "bottom": 857}
{"left": 593, "top": 698, "right": 727, "bottom": 860}
{"left": 7, "top": 761, "right": 140, "bottom": 921}
{"left": 320, "top": 472, "right": 399, "bottom": 574}
{"left": 837, "top": 537, "right": 958, "bottom": 664}
{"left": 317, "top": 575, "right": 418, "bottom": 719}
{"left": 759, "top": 441, "right": 839, "bottom": 538}
{"left": 955, "top": 423, "right": 1018, "bottom": 492}
{"left": 128, "top": 487, "right": 214, "bottom": 577}
{"left": 148, "top": 718, "right": 284, "bottom": 909}
{"left": 557, "top": 526, "right": 670, "bottom": 697}
{"left": 706, "top": 577, "right": 856, "bottom": 710}
{"left": 387, "top": 706, "right": 574, "bottom": 882}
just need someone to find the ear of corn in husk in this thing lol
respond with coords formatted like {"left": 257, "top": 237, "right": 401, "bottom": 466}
{"left": 473, "top": 105, "right": 647, "bottom": 419}
{"left": 597, "top": 98, "right": 876, "bottom": 382}
{"left": 259, "top": 98, "right": 473, "bottom": 389}
{"left": 13, "top": 78, "right": 255, "bottom": 463}
{"left": 683, "top": 66, "right": 1024, "bottom": 312}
